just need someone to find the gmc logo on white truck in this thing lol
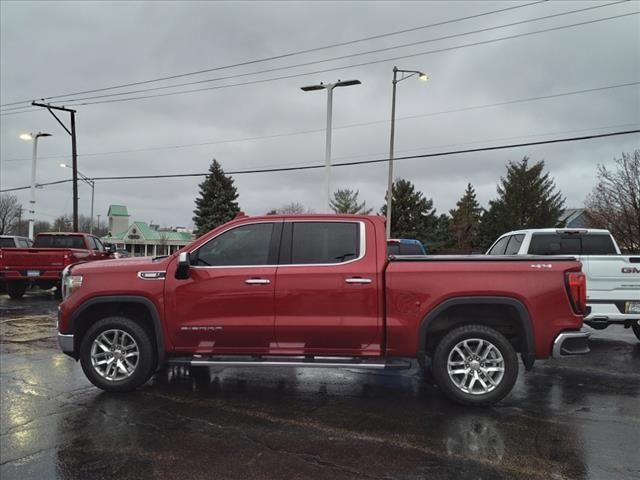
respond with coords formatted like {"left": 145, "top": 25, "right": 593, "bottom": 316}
{"left": 621, "top": 267, "right": 640, "bottom": 274}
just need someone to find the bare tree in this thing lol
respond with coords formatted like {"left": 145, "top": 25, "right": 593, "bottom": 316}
{"left": 268, "top": 202, "right": 312, "bottom": 215}
{"left": 0, "top": 194, "right": 21, "bottom": 234}
{"left": 586, "top": 150, "right": 640, "bottom": 252}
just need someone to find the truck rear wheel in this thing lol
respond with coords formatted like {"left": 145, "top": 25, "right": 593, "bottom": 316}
{"left": 632, "top": 322, "right": 640, "bottom": 342}
{"left": 80, "top": 316, "right": 156, "bottom": 392}
{"left": 6, "top": 281, "right": 28, "bottom": 299}
{"left": 432, "top": 324, "right": 518, "bottom": 406}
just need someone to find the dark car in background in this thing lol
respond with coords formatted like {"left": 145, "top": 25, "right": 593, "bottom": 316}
{"left": 387, "top": 238, "right": 427, "bottom": 255}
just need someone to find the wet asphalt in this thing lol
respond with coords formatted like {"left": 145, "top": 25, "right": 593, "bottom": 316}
{"left": 0, "top": 289, "right": 638, "bottom": 480}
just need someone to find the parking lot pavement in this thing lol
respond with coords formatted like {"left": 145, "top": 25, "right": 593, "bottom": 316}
{"left": 1, "top": 290, "right": 639, "bottom": 480}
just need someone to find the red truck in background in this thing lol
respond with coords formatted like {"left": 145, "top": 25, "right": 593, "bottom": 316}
{"left": 0, "top": 232, "right": 111, "bottom": 299}
{"left": 56, "top": 214, "right": 590, "bottom": 406}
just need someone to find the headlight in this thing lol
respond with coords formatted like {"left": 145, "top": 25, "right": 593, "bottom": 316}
{"left": 62, "top": 274, "right": 83, "bottom": 300}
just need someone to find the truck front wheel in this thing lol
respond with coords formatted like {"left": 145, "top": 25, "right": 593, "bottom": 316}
{"left": 80, "top": 316, "right": 156, "bottom": 392}
{"left": 6, "top": 281, "right": 28, "bottom": 299}
{"left": 432, "top": 324, "right": 518, "bottom": 406}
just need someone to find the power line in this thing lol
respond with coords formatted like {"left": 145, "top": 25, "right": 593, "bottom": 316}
{"left": 0, "top": 0, "right": 548, "bottom": 108}
{"left": 42, "top": 12, "right": 640, "bottom": 108}
{"left": 2, "top": 80, "right": 637, "bottom": 163}
{"left": 36, "top": 1, "right": 628, "bottom": 106}
{"left": 2, "top": 129, "right": 638, "bottom": 192}
{"left": 1, "top": 8, "right": 636, "bottom": 116}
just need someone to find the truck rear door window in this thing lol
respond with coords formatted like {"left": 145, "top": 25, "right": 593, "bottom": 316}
{"left": 487, "top": 236, "right": 510, "bottom": 255}
{"left": 33, "top": 235, "right": 86, "bottom": 249}
{"left": 504, "top": 234, "right": 525, "bottom": 255}
{"left": 194, "top": 223, "right": 274, "bottom": 266}
{"left": 290, "top": 222, "right": 360, "bottom": 264}
{"left": 582, "top": 234, "right": 617, "bottom": 254}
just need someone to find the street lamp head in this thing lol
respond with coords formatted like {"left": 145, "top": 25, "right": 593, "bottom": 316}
{"left": 335, "top": 79, "right": 362, "bottom": 88}
{"left": 301, "top": 84, "right": 327, "bottom": 92}
{"left": 19, "top": 133, "right": 33, "bottom": 140}
{"left": 418, "top": 73, "right": 429, "bottom": 81}
{"left": 301, "top": 79, "right": 361, "bottom": 92}
{"left": 60, "top": 163, "right": 70, "bottom": 169}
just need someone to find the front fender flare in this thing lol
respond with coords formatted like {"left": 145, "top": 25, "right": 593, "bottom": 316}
{"left": 68, "top": 295, "right": 166, "bottom": 367}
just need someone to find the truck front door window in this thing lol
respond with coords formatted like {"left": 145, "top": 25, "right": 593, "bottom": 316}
{"left": 194, "top": 223, "right": 274, "bottom": 266}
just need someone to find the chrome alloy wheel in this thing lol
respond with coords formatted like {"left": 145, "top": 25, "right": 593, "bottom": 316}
{"left": 90, "top": 329, "right": 139, "bottom": 381}
{"left": 447, "top": 338, "right": 505, "bottom": 395}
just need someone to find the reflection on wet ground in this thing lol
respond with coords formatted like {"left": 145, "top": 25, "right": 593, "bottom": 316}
{"left": 1, "top": 290, "right": 639, "bottom": 479}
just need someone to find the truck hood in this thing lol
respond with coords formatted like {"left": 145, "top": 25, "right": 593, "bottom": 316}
{"left": 70, "top": 255, "right": 173, "bottom": 274}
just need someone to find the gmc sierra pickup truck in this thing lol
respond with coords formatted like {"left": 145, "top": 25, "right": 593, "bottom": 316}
{"left": 487, "top": 228, "right": 640, "bottom": 341}
{"left": 1, "top": 232, "right": 111, "bottom": 299}
{"left": 57, "top": 215, "right": 589, "bottom": 406}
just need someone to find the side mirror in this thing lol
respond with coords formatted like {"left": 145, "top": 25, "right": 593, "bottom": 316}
{"left": 104, "top": 245, "right": 113, "bottom": 255}
{"left": 175, "top": 251, "right": 190, "bottom": 279}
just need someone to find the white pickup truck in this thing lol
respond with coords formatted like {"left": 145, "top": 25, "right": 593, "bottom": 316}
{"left": 486, "top": 228, "right": 640, "bottom": 340}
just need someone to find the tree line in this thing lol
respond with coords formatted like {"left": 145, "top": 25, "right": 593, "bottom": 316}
{"left": 0, "top": 195, "right": 108, "bottom": 238}
{"left": 192, "top": 150, "right": 640, "bottom": 253}
{"left": 2, "top": 150, "right": 636, "bottom": 253}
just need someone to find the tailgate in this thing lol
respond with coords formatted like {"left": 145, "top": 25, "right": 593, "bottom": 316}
{"left": 0, "top": 248, "right": 70, "bottom": 269}
{"left": 581, "top": 255, "right": 640, "bottom": 297}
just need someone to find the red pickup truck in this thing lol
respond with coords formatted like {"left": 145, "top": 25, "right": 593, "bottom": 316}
{"left": 0, "top": 232, "right": 111, "bottom": 299}
{"left": 56, "top": 214, "right": 589, "bottom": 406}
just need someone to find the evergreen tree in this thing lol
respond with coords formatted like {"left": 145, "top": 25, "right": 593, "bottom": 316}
{"left": 430, "top": 213, "right": 453, "bottom": 254}
{"left": 479, "top": 156, "right": 564, "bottom": 248}
{"left": 449, "top": 183, "right": 483, "bottom": 253}
{"left": 330, "top": 189, "right": 372, "bottom": 214}
{"left": 380, "top": 178, "right": 438, "bottom": 246}
{"left": 192, "top": 159, "right": 240, "bottom": 236}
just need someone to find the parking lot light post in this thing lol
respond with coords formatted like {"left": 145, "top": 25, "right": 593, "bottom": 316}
{"left": 20, "top": 132, "right": 52, "bottom": 240}
{"left": 301, "top": 79, "right": 361, "bottom": 212}
{"left": 386, "top": 66, "right": 428, "bottom": 239}
{"left": 60, "top": 164, "right": 95, "bottom": 233}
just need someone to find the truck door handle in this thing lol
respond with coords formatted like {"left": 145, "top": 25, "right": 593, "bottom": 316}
{"left": 245, "top": 278, "right": 271, "bottom": 285}
{"left": 345, "top": 277, "right": 372, "bottom": 284}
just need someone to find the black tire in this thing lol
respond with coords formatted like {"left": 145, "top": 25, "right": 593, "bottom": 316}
{"left": 632, "top": 321, "right": 640, "bottom": 342}
{"left": 80, "top": 316, "right": 156, "bottom": 392}
{"left": 432, "top": 324, "right": 518, "bottom": 407}
{"left": 6, "top": 281, "right": 28, "bottom": 299}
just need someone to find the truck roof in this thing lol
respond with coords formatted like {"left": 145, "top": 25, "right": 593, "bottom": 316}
{"left": 236, "top": 214, "right": 385, "bottom": 222}
{"left": 500, "top": 228, "right": 611, "bottom": 236}
{"left": 36, "top": 232, "right": 88, "bottom": 236}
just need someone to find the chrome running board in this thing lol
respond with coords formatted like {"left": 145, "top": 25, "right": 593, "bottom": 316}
{"left": 167, "top": 355, "right": 411, "bottom": 370}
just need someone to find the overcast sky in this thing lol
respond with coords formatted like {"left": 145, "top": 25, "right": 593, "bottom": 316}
{"left": 1, "top": 0, "right": 639, "bottom": 230}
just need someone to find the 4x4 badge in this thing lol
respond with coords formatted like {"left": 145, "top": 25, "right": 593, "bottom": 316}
{"left": 530, "top": 264, "right": 553, "bottom": 269}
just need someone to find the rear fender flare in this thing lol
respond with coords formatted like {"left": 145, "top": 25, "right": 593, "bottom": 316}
{"left": 417, "top": 296, "right": 535, "bottom": 370}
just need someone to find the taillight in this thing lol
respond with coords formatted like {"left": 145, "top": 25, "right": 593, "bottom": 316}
{"left": 566, "top": 272, "right": 587, "bottom": 315}
{"left": 63, "top": 252, "right": 71, "bottom": 266}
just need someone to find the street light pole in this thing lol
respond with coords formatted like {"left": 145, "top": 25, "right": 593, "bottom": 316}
{"left": 301, "top": 79, "right": 361, "bottom": 212}
{"left": 385, "top": 66, "right": 429, "bottom": 239}
{"left": 325, "top": 86, "right": 333, "bottom": 212}
{"left": 20, "top": 132, "right": 52, "bottom": 240}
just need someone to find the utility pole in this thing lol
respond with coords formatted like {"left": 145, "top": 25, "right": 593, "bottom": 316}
{"left": 31, "top": 102, "right": 79, "bottom": 232}
{"left": 97, "top": 214, "right": 101, "bottom": 233}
